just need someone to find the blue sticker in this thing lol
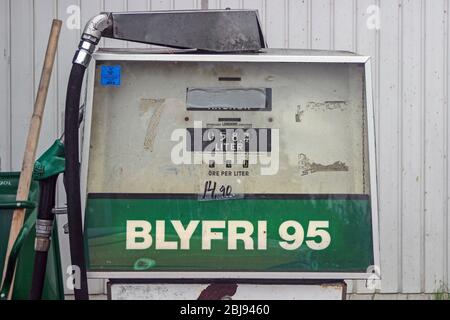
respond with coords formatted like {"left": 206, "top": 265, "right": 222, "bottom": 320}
{"left": 101, "top": 65, "right": 121, "bottom": 86}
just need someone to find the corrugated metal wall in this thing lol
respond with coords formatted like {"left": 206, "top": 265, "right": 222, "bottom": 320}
{"left": 0, "top": 0, "right": 449, "bottom": 295}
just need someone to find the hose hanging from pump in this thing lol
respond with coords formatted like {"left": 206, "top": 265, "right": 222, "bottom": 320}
{"left": 64, "top": 13, "right": 111, "bottom": 300}
{"left": 28, "top": 138, "right": 65, "bottom": 300}
{"left": 64, "top": 62, "right": 88, "bottom": 300}
{"left": 29, "top": 176, "right": 57, "bottom": 300}
{"left": 28, "top": 139, "right": 65, "bottom": 300}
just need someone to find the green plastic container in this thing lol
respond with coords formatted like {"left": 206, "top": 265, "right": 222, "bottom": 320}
{"left": 0, "top": 172, "right": 64, "bottom": 300}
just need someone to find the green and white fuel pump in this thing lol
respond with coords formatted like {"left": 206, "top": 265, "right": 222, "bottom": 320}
{"left": 65, "top": 10, "right": 379, "bottom": 300}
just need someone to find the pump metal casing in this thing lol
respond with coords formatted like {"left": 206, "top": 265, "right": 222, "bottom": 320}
{"left": 102, "top": 10, "right": 266, "bottom": 52}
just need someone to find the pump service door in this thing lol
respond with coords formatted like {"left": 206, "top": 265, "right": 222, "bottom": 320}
{"left": 82, "top": 49, "right": 379, "bottom": 279}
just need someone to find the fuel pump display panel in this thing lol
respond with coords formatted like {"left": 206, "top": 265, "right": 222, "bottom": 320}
{"left": 83, "top": 52, "right": 378, "bottom": 278}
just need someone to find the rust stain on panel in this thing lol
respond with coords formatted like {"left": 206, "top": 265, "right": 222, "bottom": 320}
{"left": 295, "top": 101, "right": 347, "bottom": 123}
{"left": 298, "top": 154, "right": 349, "bottom": 176}
{"left": 209, "top": 65, "right": 243, "bottom": 78}
{"left": 141, "top": 98, "right": 165, "bottom": 151}
{"left": 197, "top": 283, "right": 238, "bottom": 300}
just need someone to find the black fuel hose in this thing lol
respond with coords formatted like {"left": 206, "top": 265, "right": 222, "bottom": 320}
{"left": 29, "top": 175, "right": 58, "bottom": 300}
{"left": 64, "top": 63, "right": 89, "bottom": 300}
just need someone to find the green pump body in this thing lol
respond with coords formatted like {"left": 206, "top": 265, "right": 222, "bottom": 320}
{"left": 0, "top": 141, "right": 65, "bottom": 300}
{"left": 33, "top": 139, "right": 65, "bottom": 180}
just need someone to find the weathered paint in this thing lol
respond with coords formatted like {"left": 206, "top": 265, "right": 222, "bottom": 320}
{"left": 109, "top": 282, "right": 346, "bottom": 300}
{"left": 0, "top": 0, "right": 449, "bottom": 295}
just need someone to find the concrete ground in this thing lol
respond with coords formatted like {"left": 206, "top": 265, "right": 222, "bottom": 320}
{"left": 347, "top": 293, "right": 436, "bottom": 300}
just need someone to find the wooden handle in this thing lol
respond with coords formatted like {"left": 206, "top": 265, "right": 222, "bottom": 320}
{"left": 1, "top": 19, "right": 62, "bottom": 299}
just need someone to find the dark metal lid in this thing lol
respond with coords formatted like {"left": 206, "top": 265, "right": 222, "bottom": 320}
{"left": 102, "top": 10, "right": 266, "bottom": 53}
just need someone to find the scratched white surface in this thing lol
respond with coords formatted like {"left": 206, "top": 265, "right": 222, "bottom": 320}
{"left": 0, "top": 0, "right": 449, "bottom": 295}
{"left": 109, "top": 283, "right": 345, "bottom": 300}
{"left": 87, "top": 60, "right": 367, "bottom": 195}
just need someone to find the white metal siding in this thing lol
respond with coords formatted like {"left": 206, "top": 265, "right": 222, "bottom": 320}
{"left": 0, "top": 0, "right": 449, "bottom": 295}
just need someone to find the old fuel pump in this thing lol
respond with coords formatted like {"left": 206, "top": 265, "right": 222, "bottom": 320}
{"left": 65, "top": 10, "right": 379, "bottom": 300}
